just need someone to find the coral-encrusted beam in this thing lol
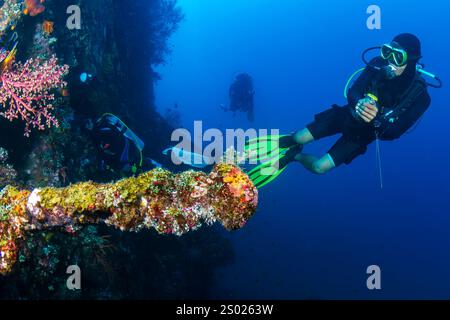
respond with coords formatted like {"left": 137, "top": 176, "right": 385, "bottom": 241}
{"left": 0, "top": 164, "right": 258, "bottom": 275}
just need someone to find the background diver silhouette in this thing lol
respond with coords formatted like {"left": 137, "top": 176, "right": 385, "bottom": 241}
{"left": 247, "top": 33, "right": 435, "bottom": 188}
{"left": 226, "top": 72, "right": 255, "bottom": 122}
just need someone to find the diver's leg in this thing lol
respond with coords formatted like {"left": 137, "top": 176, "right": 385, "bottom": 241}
{"left": 293, "top": 128, "right": 315, "bottom": 145}
{"left": 294, "top": 106, "right": 344, "bottom": 146}
{"left": 295, "top": 135, "right": 370, "bottom": 175}
{"left": 294, "top": 153, "right": 336, "bottom": 175}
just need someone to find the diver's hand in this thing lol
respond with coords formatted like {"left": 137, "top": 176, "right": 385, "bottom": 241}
{"left": 355, "top": 98, "right": 378, "bottom": 123}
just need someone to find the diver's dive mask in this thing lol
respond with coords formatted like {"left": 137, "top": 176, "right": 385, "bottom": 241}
{"left": 380, "top": 43, "right": 408, "bottom": 67}
{"left": 380, "top": 43, "right": 409, "bottom": 80}
{"left": 345, "top": 44, "right": 442, "bottom": 99}
{"left": 361, "top": 43, "right": 410, "bottom": 80}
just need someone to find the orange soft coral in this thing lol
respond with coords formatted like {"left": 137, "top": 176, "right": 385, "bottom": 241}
{"left": 24, "top": 0, "right": 46, "bottom": 17}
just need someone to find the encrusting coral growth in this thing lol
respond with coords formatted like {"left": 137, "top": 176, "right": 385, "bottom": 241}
{"left": 0, "top": 0, "right": 22, "bottom": 37}
{"left": 0, "top": 163, "right": 258, "bottom": 275}
{"left": 0, "top": 148, "right": 17, "bottom": 187}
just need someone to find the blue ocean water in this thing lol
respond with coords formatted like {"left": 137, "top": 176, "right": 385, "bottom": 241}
{"left": 156, "top": 0, "right": 450, "bottom": 299}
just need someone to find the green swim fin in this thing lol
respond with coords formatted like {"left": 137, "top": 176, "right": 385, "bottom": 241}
{"left": 245, "top": 134, "right": 293, "bottom": 162}
{"left": 247, "top": 145, "right": 302, "bottom": 189}
{"left": 247, "top": 157, "right": 288, "bottom": 188}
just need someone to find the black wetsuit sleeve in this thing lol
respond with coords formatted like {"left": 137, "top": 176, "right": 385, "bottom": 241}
{"left": 380, "top": 90, "right": 431, "bottom": 141}
{"left": 347, "top": 58, "right": 381, "bottom": 107}
{"left": 347, "top": 69, "right": 374, "bottom": 106}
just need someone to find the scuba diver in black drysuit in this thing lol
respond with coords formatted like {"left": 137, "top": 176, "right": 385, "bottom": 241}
{"left": 248, "top": 33, "right": 441, "bottom": 188}
{"left": 226, "top": 73, "right": 255, "bottom": 121}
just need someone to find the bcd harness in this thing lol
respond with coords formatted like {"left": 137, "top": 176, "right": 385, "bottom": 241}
{"left": 370, "top": 73, "right": 428, "bottom": 138}
{"left": 366, "top": 73, "right": 427, "bottom": 189}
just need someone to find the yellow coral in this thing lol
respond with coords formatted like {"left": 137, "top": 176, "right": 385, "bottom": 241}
{"left": 223, "top": 168, "right": 250, "bottom": 198}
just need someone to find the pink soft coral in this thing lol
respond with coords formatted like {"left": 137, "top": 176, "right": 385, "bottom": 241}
{"left": 0, "top": 56, "right": 69, "bottom": 136}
